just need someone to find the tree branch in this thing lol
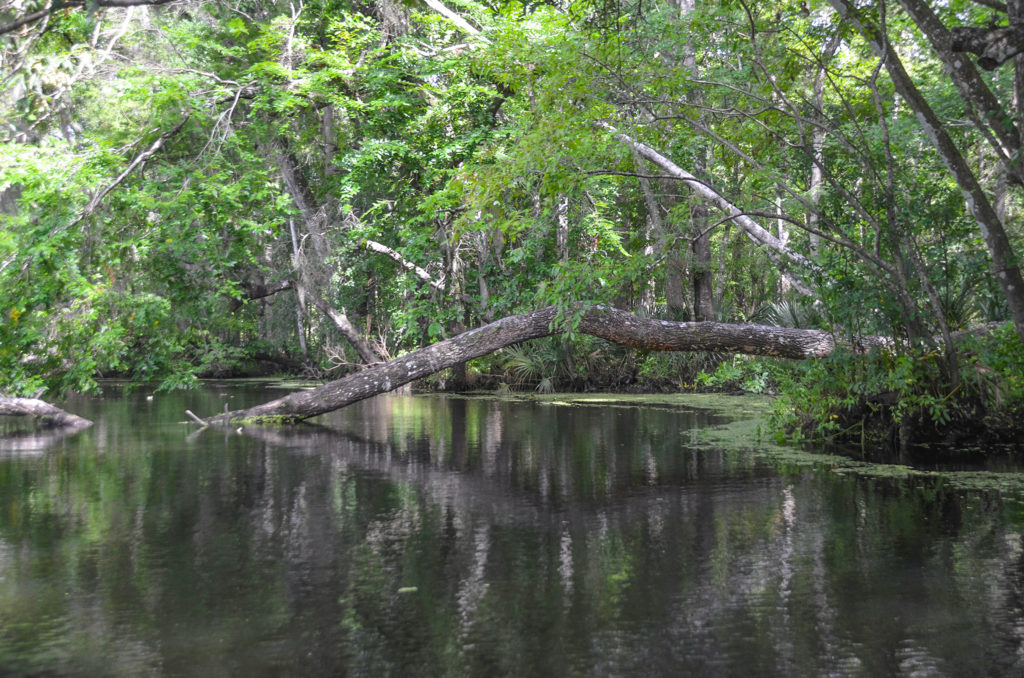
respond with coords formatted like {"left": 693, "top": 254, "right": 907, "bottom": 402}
{"left": 293, "top": 279, "right": 381, "bottom": 364}
{"left": 829, "top": 0, "right": 1024, "bottom": 346}
{"left": 598, "top": 121, "right": 822, "bottom": 295}
{"left": 420, "top": 0, "right": 490, "bottom": 43}
{"left": 71, "top": 115, "right": 189, "bottom": 227}
{"left": 970, "top": 0, "right": 1008, "bottom": 11}
{"left": 899, "top": 0, "right": 1023, "bottom": 185}
{"left": 363, "top": 239, "right": 444, "bottom": 291}
{"left": 950, "top": 24, "right": 1024, "bottom": 70}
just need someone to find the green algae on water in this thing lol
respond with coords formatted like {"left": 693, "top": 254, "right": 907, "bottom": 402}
{"left": 444, "top": 391, "right": 1024, "bottom": 497}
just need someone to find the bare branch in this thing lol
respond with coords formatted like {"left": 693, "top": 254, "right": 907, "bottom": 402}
{"left": 598, "top": 121, "right": 822, "bottom": 295}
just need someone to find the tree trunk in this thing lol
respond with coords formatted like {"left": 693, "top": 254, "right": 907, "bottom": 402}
{"left": 556, "top": 195, "right": 570, "bottom": 262}
{"left": 274, "top": 139, "right": 330, "bottom": 259}
{"left": 677, "top": 0, "right": 716, "bottom": 321}
{"left": 195, "top": 305, "right": 904, "bottom": 426}
{"left": 829, "top": 0, "right": 1024, "bottom": 346}
{"left": 0, "top": 398, "right": 92, "bottom": 429}
{"left": 899, "top": 0, "right": 1023, "bottom": 182}
{"left": 691, "top": 201, "right": 714, "bottom": 321}
{"left": 808, "top": 34, "right": 841, "bottom": 258}
{"left": 634, "top": 153, "right": 663, "bottom": 316}
{"left": 274, "top": 147, "right": 381, "bottom": 362}
{"left": 1010, "top": 0, "right": 1024, "bottom": 146}
{"left": 289, "top": 219, "right": 309, "bottom": 359}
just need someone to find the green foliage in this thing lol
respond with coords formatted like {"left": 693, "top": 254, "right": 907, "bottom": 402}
{"left": 636, "top": 351, "right": 719, "bottom": 390}
{"left": 501, "top": 338, "right": 574, "bottom": 389}
{"left": 961, "top": 324, "right": 1024, "bottom": 413}
{"left": 695, "top": 356, "right": 783, "bottom": 395}
{"left": 767, "top": 333, "right": 1024, "bottom": 446}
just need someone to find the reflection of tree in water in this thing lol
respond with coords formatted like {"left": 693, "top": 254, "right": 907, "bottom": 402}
{"left": 0, "top": 426, "right": 86, "bottom": 456}
{"left": 1, "top": 395, "right": 1024, "bottom": 676}
{"left": 230, "top": 399, "right": 1024, "bottom": 676}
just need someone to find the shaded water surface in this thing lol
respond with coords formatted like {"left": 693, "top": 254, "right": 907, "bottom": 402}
{"left": 1, "top": 384, "right": 1023, "bottom": 677}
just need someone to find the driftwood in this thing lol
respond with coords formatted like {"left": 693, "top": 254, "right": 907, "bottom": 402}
{"left": 0, "top": 398, "right": 93, "bottom": 429}
{"left": 193, "top": 304, "right": 908, "bottom": 427}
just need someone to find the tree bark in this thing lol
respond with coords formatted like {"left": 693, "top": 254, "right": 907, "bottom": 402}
{"left": 243, "top": 280, "right": 293, "bottom": 300}
{"left": 556, "top": 195, "right": 570, "bottom": 262}
{"left": 274, "top": 139, "right": 330, "bottom": 259}
{"left": 273, "top": 144, "right": 379, "bottom": 362}
{"left": 677, "top": 0, "right": 715, "bottom": 321}
{"left": 633, "top": 152, "right": 665, "bottom": 315}
{"left": 0, "top": 398, "right": 92, "bottom": 429}
{"left": 691, "top": 202, "right": 714, "bottom": 321}
{"left": 808, "top": 34, "right": 842, "bottom": 258}
{"left": 195, "top": 305, "right": 902, "bottom": 426}
{"left": 289, "top": 219, "right": 309, "bottom": 359}
{"left": 1009, "top": 0, "right": 1024, "bottom": 147}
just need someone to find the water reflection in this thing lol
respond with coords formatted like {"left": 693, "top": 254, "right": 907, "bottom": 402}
{"left": 0, "top": 428, "right": 85, "bottom": 456}
{"left": 0, "top": 388, "right": 1022, "bottom": 677}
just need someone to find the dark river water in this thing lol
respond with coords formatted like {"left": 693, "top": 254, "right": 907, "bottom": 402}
{"left": 1, "top": 383, "right": 1023, "bottom": 677}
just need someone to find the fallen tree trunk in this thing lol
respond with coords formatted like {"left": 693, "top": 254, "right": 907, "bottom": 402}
{"left": 0, "top": 398, "right": 93, "bottom": 429}
{"left": 195, "top": 305, "right": 897, "bottom": 426}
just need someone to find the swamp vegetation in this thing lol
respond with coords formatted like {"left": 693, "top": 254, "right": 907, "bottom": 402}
{"left": 2, "top": 0, "right": 1024, "bottom": 449}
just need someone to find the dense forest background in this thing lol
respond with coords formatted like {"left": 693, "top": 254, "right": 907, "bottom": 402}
{"left": 2, "top": 0, "right": 1024, "bottom": 445}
